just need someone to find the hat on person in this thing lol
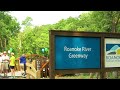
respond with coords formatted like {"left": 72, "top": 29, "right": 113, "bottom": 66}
{"left": 3, "top": 51, "right": 7, "bottom": 53}
{"left": 0, "top": 53, "right": 2, "bottom": 56}
{"left": 11, "top": 52, "right": 14, "bottom": 55}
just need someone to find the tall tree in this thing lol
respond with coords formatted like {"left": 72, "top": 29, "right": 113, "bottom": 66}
{"left": 22, "top": 16, "right": 33, "bottom": 28}
{"left": 0, "top": 11, "right": 20, "bottom": 51}
{"left": 89, "top": 11, "right": 120, "bottom": 32}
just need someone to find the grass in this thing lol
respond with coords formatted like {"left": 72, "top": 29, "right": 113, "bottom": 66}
{"left": 17, "top": 72, "right": 120, "bottom": 79}
{"left": 55, "top": 73, "right": 91, "bottom": 79}
{"left": 50, "top": 72, "right": 120, "bottom": 79}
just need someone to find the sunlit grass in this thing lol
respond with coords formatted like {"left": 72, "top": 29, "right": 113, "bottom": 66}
{"left": 55, "top": 73, "right": 91, "bottom": 79}
{"left": 46, "top": 72, "right": 120, "bottom": 79}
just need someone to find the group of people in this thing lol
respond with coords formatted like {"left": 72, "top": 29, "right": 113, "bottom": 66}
{"left": 0, "top": 51, "right": 26, "bottom": 79}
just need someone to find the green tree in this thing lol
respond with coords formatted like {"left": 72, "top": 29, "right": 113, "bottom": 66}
{"left": 0, "top": 11, "right": 20, "bottom": 52}
{"left": 84, "top": 11, "right": 120, "bottom": 32}
{"left": 22, "top": 16, "right": 33, "bottom": 26}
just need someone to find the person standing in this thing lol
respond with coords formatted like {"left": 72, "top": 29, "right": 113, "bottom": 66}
{"left": 2, "top": 51, "right": 10, "bottom": 77}
{"left": 9, "top": 53, "right": 16, "bottom": 79}
{"left": 0, "top": 53, "right": 3, "bottom": 77}
{"left": 20, "top": 54, "right": 26, "bottom": 77}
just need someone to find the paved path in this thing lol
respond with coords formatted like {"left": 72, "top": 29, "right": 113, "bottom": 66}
{"left": 0, "top": 71, "right": 26, "bottom": 79}
{"left": 0, "top": 71, "right": 22, "bottom": 76}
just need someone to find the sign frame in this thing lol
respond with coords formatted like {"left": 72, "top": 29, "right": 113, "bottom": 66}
{"left": 49, "top": 30, "right": 120, "bottom": 79}
{"left": 49, "top": 30, "right": 103, "bottom": 79}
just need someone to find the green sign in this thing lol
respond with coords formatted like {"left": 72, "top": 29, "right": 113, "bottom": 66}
{"left": 10, "top": 48, "right": 13, "bottom": 52}
{"left": 45, "top": 48, "right": 48, "bottom": 52}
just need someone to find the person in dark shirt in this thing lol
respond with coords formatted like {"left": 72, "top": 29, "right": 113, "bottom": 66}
{"left": 20, "top": 54, "right": 26, "bottom": 76}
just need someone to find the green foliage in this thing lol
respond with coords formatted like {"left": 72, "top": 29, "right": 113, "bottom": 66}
{"left": 53, "top": 17, "right": 80, "bottom": 31}
{"left": 22, "top": 16, "right": 33, "bottom": 26}
{"left": 7, "top": 11, "right": 120, "bottom": 57}
{"left": 0, "top": 11, "right": 20, "bottom": 52}
{"left": 87, "top": 11, "right": 120, "bottom": 32}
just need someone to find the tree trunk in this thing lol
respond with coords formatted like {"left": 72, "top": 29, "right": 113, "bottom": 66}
{"left": 111, "top": 20, "right": 116, "bottom": 33}
{"left": 0, "top": 38, "right": 3, "bottom": 51}
{"left": 4, "top": 38, "right": 6, "bottom": 51}
{"left": 111, "top": 12, "right": 120, "bottom": 33}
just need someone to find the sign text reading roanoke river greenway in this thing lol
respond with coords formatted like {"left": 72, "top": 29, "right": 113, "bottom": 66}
{"left": 55, "top": 36, "right": 100, "bottom": 69}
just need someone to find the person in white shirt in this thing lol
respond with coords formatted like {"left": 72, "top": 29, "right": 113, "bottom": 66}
{"left": 2, "top": 51, "right": 10, "bottom": 77}
{"left": 0, "top": 53, "right": 3, "bottom": 76}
